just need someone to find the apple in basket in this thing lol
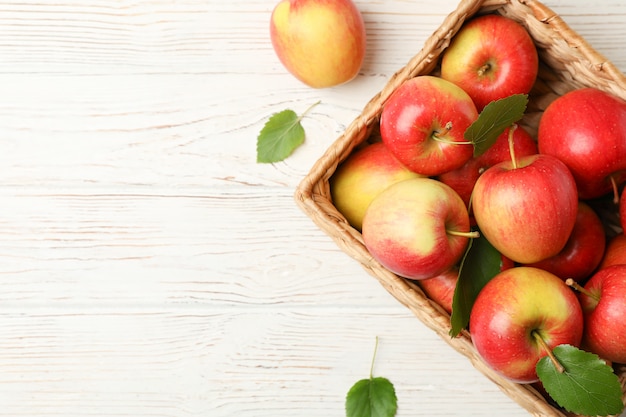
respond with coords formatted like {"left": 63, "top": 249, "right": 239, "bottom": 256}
{"left": 330, "top": 142, "right": 423, "bottom": 231}
{"left": 417, "top": 267, "right": 458, "bottom": 314}
{"left": 568, "top": 265, "right": 626, "bottom": 364}
{"left": 470, "top": 267, "right": 584, "bottom": 383}
{"left": 538, "top": 87, "right": 626, "bottom": 200}
{"left": 438, "top": 124, "right": 537, "bottom": 209}
{"left": 440, "top": 14, "right": 538, "bottom": 111}
{"left": 599, "top": 233, "right": 626, "bottom": 270}
{"left": 471, "top": 153, "right": 578, "bottom": 264}
{"left": 269, "top": 0, "right": 366, "bottom": 88}
{"left": 526, "top": 201, "right": 606, "bottom": 283}
{"left": 361, "top": 177, "right": 478, "bottom": 281}
{"left": 379, "top": 75, "right": 478, "bottom": 176}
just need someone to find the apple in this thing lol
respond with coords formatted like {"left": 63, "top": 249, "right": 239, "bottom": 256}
{"left": 379, "top": 75, "right": 478, "bottom": 176}
{"left": 526, "top": 202, "right": 606, "bottom": 282}
{"left": 362, "top": 177, "right": 477, "bottom": 280}
{"left": 569, "top": 265, "right": 626, "bottom": 364}
{"left": 538, "top": 87, "right": 626, "bottom": 200}
{"left": 330, "top": 142, "right": 423, "bottom": 231}
{"left": 472, "top": 154, "right": 578, "bottom": 264}
{"left": 599, "top": 233, "right": 626, "bottom": 269}
{"left": 417, "top": 267, "right": 458, "bottom": 314}
{"left": 440, "top": 14, "right": 538, "bottom": 111}
{"left": 438, "top": 125, "right": 537, "bottom": 209}
{"left": 470, "top": 267, "right": 584, "bottom": 383}
{"left": 269, "top": 0, "right": 366, "bottom": 88}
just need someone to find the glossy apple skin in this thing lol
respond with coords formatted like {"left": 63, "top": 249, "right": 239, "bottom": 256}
{"left": 470, "top": 267, "right": 584, "bottom": 383}
{"left": 440, "top": 14, "right": 538, "bottom": 111}
{"left": 472, "top": 154, "right": 578, "bottom": 264}
{"left": 599, "top": 233, "right": 626, "bottom": 269}
{"left": 380, "top": 75, "right": 478, "bottom": 176}
{"left": 330, "top": 142, "right": 423, "bottom": 231}
{"left": 438, "top": 125, "right": 537, "bottom": 209}
{"left": 578, "top": 265, "right": 626, "bottom": 364}
{"left": 270, "top": 0, "right": 366, "bottom": 88}
{"left": 527, "top": 202, "right": 606, "bottom": 282}
{"left": 418, "top": 267, "right": 458, "bottom": 314}
{"left": 538, "top": 88, "right": 626, "bottom": 200}
{"left": 362, "top": 178, "right": 472, "bottom": 280}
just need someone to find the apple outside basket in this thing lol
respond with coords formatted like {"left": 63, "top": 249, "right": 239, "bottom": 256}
{"left": 294, "top": 0, "right": 626, "bottom": 415}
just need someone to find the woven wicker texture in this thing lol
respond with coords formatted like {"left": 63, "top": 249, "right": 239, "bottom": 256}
{"left": 294, "top": 0, "right": 626, "bottom": 415}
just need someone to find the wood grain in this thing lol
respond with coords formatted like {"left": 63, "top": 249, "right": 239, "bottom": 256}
{"left": 0, "top": 1, "right": 624, "bottom": 416}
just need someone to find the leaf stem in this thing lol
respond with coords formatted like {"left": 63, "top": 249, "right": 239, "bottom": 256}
{"left": 532, "top": 330, "right": 565, "bottom": 373}
{"left": 369, "top": 336, "right": 379, "bottom": 379}
{"left": 432, "top": 121, "right": 473, "bottom": 145}
{"left": 508, "top": 124, "right": 518, "bottom": 170}
{"left": 298, "top": 100, "right": 321, "bottom": 122}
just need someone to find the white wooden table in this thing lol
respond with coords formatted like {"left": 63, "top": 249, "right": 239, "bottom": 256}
{"left": 1, "top": 1, "right": 625, "bottom": 416}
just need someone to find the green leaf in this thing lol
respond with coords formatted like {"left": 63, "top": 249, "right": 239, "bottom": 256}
{"left": 346, "top": 377, "right": 398, "bottom": 417}
{"left": 537, "top": 344, "right": 625, "bottom": 416}
{"left": 346, "top": 337, "right": 397, "bottom": 417}
{"left": 465, "top": 94, "right": 529, "bottom": 157}
{"left": 256, "top": 101, "right": 320, "bottom": 163}
{"left": 449, "top": 232, "right": 502, "bottom": 337}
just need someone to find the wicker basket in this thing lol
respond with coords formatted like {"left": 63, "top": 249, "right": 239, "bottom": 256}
{"left": 294, "top": 0, "right": 626, "bottom": 415}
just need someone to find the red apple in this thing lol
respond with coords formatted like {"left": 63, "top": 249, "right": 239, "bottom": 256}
{"left": 438, "top": 125, "right": 537, "bottom": 208}
{"left": 362, "top": 177, "right": 476, "bottom": 280}
{"left": 472, "top": 154, "right": 578, "bottom": 264}
{"left": 417, "top": 267, "right": 458, "bottom": 314}
{"left": 599, "top": 233, "right": 626, "bottom": 270}
{"left": 470, "top": 267, "right": 584, "bottom": 383}
{"left": 573, "top": 265, "right": 626, "bottom": 364}
{"left": 418, "top": 253, "right": 514, "bottom": 315}
{"left": 538, "top": 87, "right": 626, "bottom": 200}
{"left": 440, "top": 14, "right": 538, "bottom": 111}
{"left": 527, "top": 201, "right": 606, "bottom": 282}
{"left": 330, "top": 142, "right": 423, "bottom": 231}
{"left": 270, "top": 0, "right": 366, "bottom": 88}
{"left": 380, "top": 75, "right": 478, "bottom": 176}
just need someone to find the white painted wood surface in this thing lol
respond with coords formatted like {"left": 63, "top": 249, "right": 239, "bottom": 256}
{"left": 0, "top": 1, "right": 625, "bottom": 416}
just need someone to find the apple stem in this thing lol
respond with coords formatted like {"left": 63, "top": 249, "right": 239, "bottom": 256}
{"left": 433, "top": 121, "right": 453, "bottom": 139}
{"left": 477, "top": 63, "right": 491, "bottom": 77}
{"left": 446, "top": 229, "right": 480, "bottom": 239}
{"left": 532, "top": 330, "right": 565, "bottom": 374}
{"left": 508, "top": 124, "right": 518, "bottom": 170}
{"left": 609, "top": 175, "right": 619, "bottom": 204}
{"left": 565, "top": 278, "right": 600, "bottom": 302}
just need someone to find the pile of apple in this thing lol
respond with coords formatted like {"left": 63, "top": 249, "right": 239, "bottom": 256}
{"left": 330, "top": 13, "right": 626, "bottom": 390}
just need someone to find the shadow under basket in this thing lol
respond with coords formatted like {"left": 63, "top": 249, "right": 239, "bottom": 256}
{"left": 294, "top": 0, "right": 626, "bottom": 415}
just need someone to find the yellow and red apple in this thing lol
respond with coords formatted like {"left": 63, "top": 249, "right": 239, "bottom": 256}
{"left": 362, "top": 177, "right": 476, "bottom": 280}
{"left": 470, "top": 267, "right": 584, "bottom": 383}
{"left": 380, "top": 75, "right": 478, "bottom": 176}
{"left": 330, "top": 142, "right": 423, "bottom": 231}
{"left": 269, "top": 0, "right": 366, "bottom": 88}
{"left": 440, "top": 14, "right": 538, "bottom": 111}
{"left": 472, "top": 154, "right": 578, "bottom": 264}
